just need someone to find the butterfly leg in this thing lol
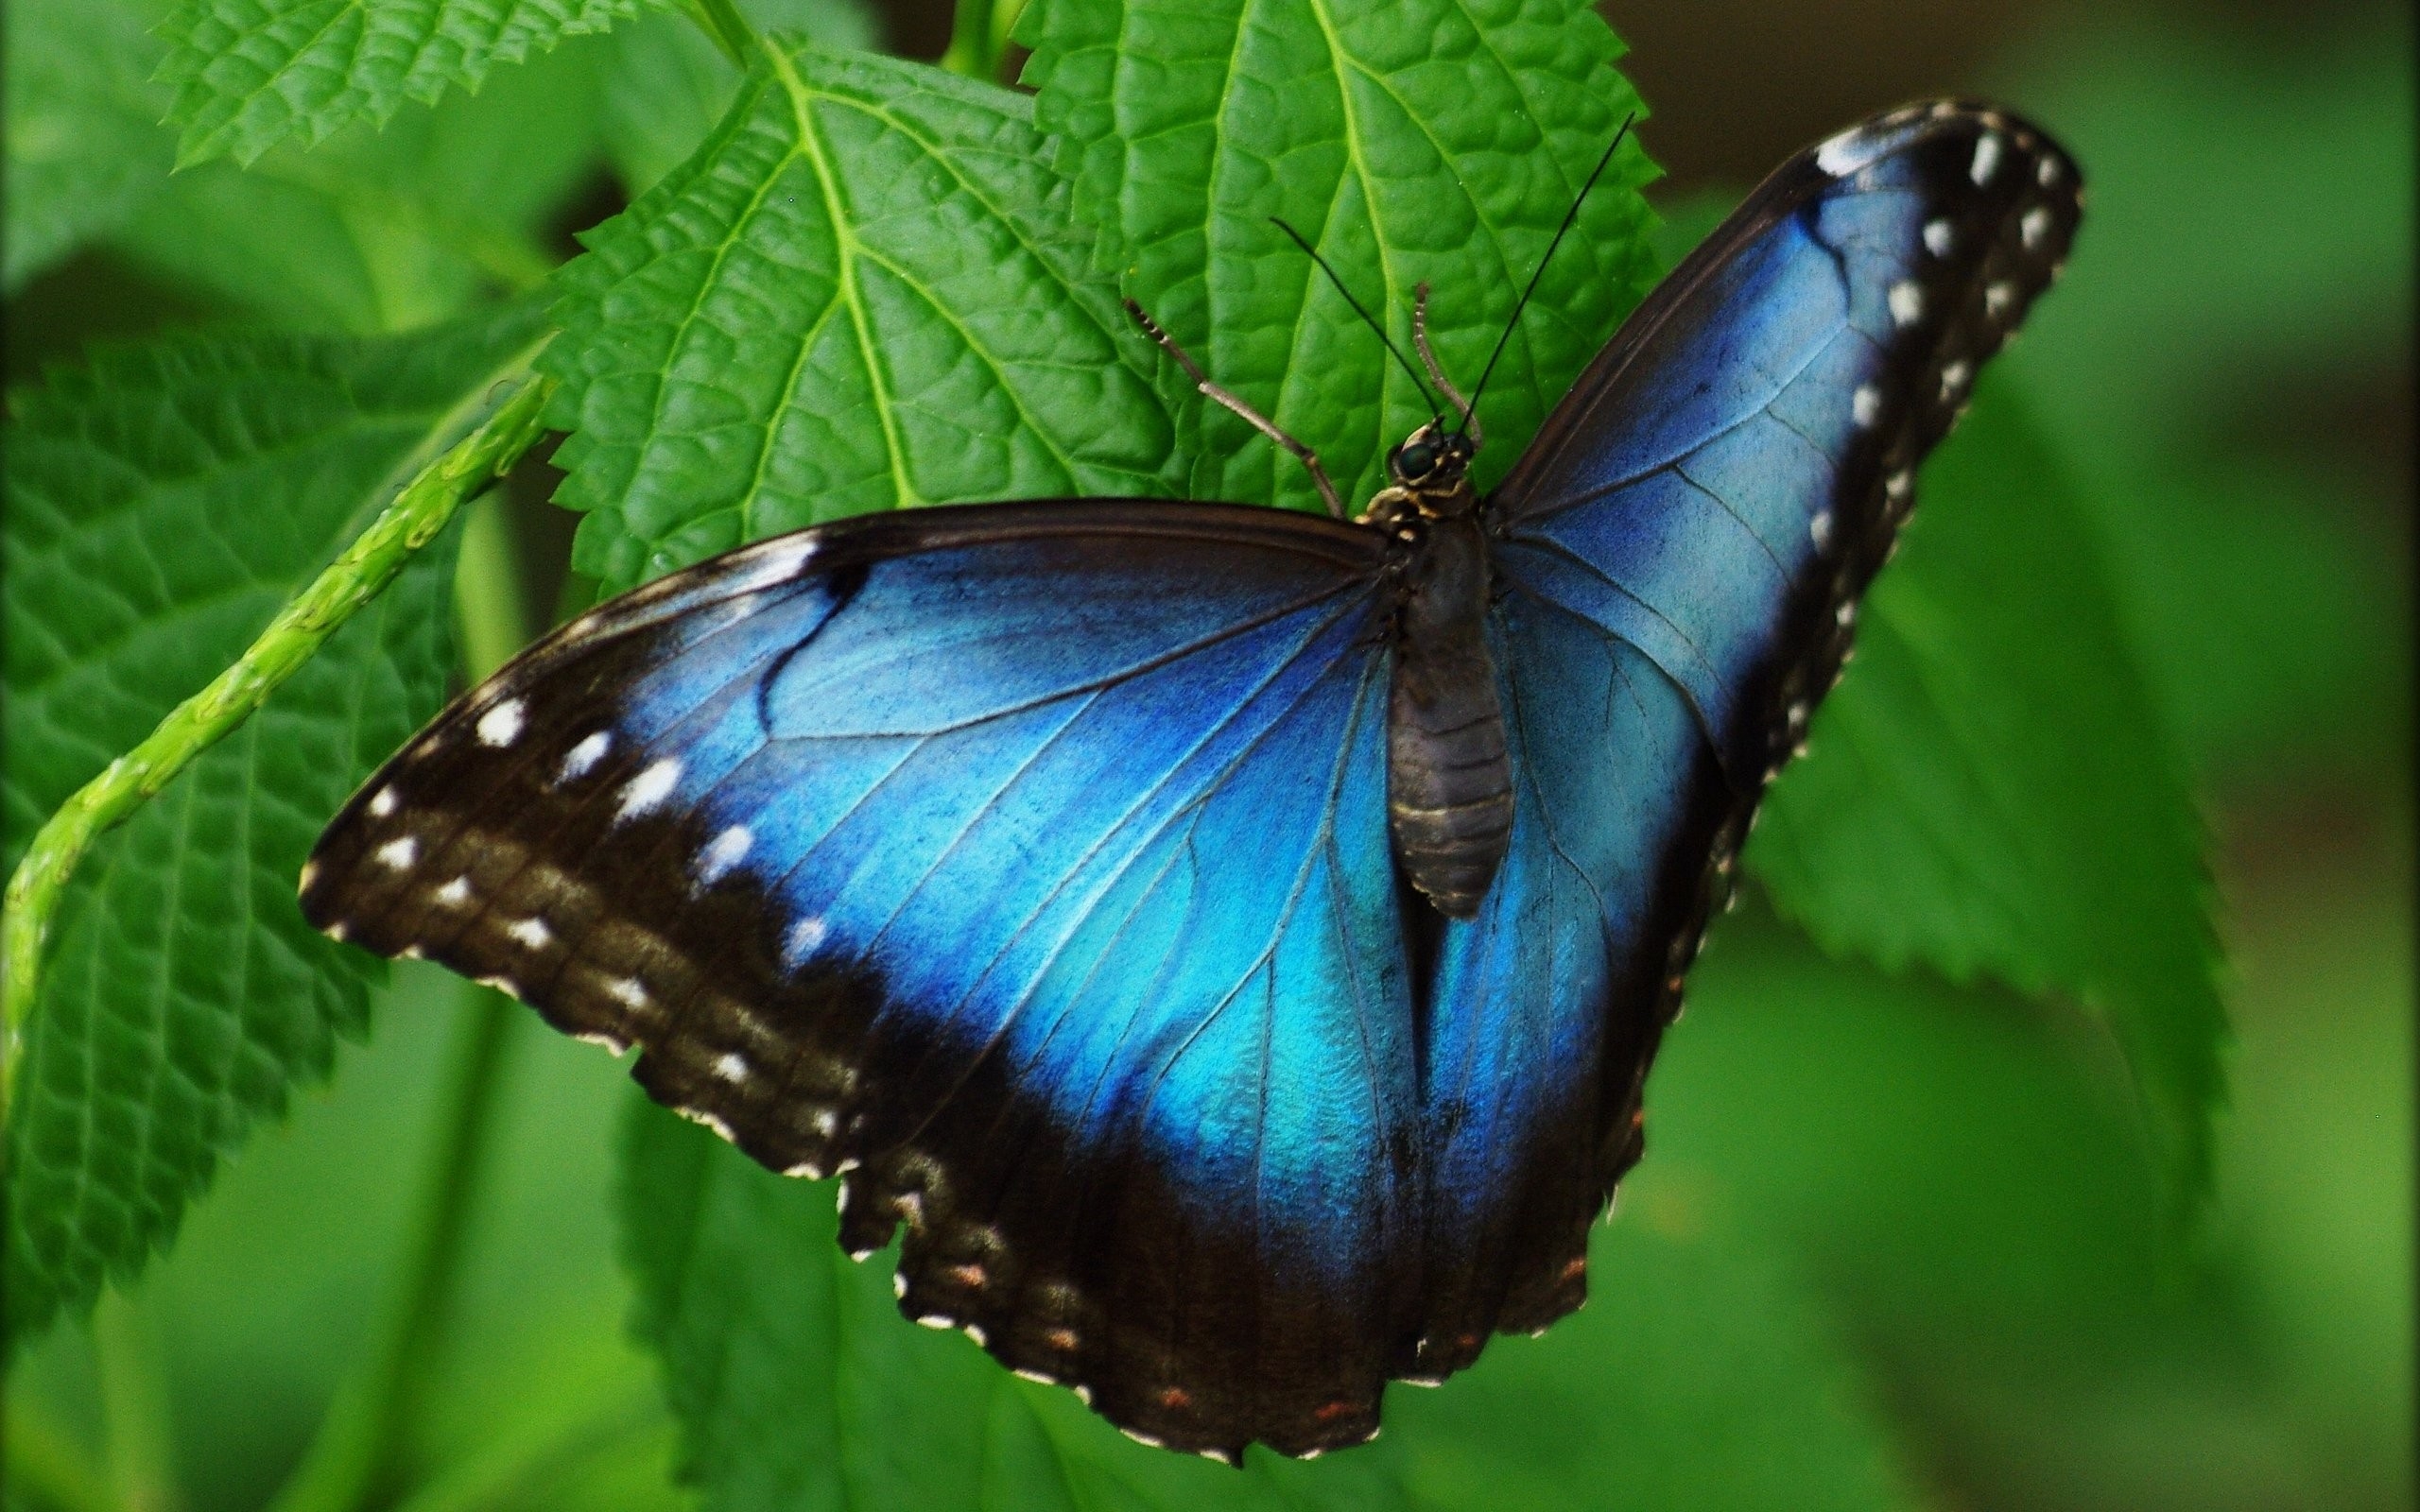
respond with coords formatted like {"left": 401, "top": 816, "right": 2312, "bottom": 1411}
{"left": 1121, "top": 298, "right": 1346, "bottom": 519}
{"left": 1412, "top": 284, "right": 1480, "bottom": 446}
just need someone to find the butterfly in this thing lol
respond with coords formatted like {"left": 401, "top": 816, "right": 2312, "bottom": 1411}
{"left": 301, "top": 100, "right": 2079, "bottom": 1461}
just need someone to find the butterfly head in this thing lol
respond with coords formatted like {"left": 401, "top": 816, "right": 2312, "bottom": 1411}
{"left": 1385, "top": 424, "right": 1478, "bottom": 517}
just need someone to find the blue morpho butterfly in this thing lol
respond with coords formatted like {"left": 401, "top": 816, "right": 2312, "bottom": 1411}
{"left": 302, "top": 101, "right": 2080, "bottom": 1460}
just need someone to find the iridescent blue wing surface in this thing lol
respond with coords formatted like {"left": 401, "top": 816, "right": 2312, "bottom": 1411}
{"left": 301, "top": 501, "right": 1423, "bottom": 1459}
{"left": 1409, "top": 103, "right": 2083, "bottom": 1372}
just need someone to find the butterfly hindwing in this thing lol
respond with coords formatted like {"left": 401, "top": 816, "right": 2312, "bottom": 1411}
{"left": 1409, "top": 103, "right": 2083, "bottom": 1358}
{"left": 302, "top": 501, "right": 1426, "bottom": 1459}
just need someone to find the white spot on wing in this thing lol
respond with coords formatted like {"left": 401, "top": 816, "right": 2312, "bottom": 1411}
{"left": 785, "top": 916, "right": 827, "bottom": 963}
{"left": 697, "top": 825, "right": 752, "bottom": 885}
{"left": 713, "top": 1052, "right": 750, "bottom": 1083}
{"left": 615, "top": 759, "right": 682, "bottom": 822}
{"left": 1814, "top": 128, "right": 1869, "bottom": 176}
{"left": 1888, "top": 281, "right": 1924, "bottom": 327}
{"left": 1986, "top": 281, "right": 2016, "bottom": 318}
{"left": 505, "top": 916, "right": 554, "bottom": 950}
{"left": 298, "top": 860, "right": 319, "bottom": 894}
{"left": 2037, "top": 155, "right": 2062, "bottom": 187}
{"left": 435, "top": 876, "right": 472, "bottom": 907}
{"left": 604, "top": 975, "right": 649, "bottom": 1009}
{"left": 740, "top": 537, "right": 818, "bottom": 588}
{"left": 1970, "top": 132, "right": 2004, "bottom": 185}
{"left": 476, "top": 697, "right": 527, "bottom": 748}
{"left": 1939, "top": 360, "right": 1974, "bottom": 401}
{"left": 560, "top": 730, "right": 612, "bottom": 782}
{"left": 1852, "top": 384, "right": 1882, "bottom": 428}
{"left": 1924, "top": 218, "right": 1954, "bottom": 257}
{"left": 1809, "top": 510, "right": 1834, "bottom": 550}
{"left": 477, "top": 975, "right": 522, "bottom": 1001}
{"left": 2020, "top": 205, "right": 2052, "bottom": 249}
{"left": 374, "top": 836, "right": 418, "bottom": 871}
{"left": 368, "top": 786, "right": 398, "bottom": 817}
{"left": 575, "top": 1031, "right": 631, "bottom": 1055}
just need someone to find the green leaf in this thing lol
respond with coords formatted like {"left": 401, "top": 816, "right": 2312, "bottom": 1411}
{"left": 1388, "top": 1226, "right": 1914, "bottom": 1511}
{"left": 157, "top": 0, "right": 663, "bottom": 167}
{"left": 1, "top": 300, "right": 552, "bottom": 1348}
{"left": 600, "top": 0, "right": 878, "bottom": 199}
{"left": 122, "top": 27, "right": 611, "bottom": 334}
{"left": 1017, "top": 0, "right": 1661, "bottom": 512}
{"left": 4, "top": 0, "right": 609, "bottom": 335}
{"left": 1748, "top": 376, "right": 2225, "bottom": 1202}
{"left": 543, "top": 37, "right": 1181, "bottom": 594}
{"left": 1, "top": 0, "right": 173, "bottom": 292}
{"left": 4, "top": 968, "right": 688, "bottom": 1512}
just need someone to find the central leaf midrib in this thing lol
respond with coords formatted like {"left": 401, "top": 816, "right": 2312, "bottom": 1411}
{"left": 769, "top": 43, "right": 923, "bottom": 510}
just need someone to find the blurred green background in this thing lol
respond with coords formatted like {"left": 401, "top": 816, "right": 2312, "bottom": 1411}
{"left": 5, "top": 0, "right": 2409, "bottom": 1508}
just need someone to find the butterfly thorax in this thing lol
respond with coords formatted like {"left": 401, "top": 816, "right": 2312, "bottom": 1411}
{"left": 1366, "top": 425, "right": 1512, "bottom": 919}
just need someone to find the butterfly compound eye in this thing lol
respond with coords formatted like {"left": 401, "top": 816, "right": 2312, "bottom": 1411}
{"left": 1395, "top": 439, "right": 1440, "bottom": 480}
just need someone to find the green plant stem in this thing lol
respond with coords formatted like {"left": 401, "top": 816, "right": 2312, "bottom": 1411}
{"left": 94, "top": 1292, "right": 180, "bottom": 1512}
{"left": 685, "top": 0, "right": 757, "bottom": 67}
{"left": 263, "top": 986, "right": 518, "bottom": 1512}
{"left": 453, "top": 492, "right": 531, "bottom": 680}
{"left": 0, "top": 372, "right": 556, "bottom": 1125}
{"left": 382, "top": 1389, "right": 664, "bottom": 1512}
{"left": 939, "top": 0, "right": 1000, "bottom": 80}
{"left": 990, "top": 0, "right": 1028, "bottom": 68}
{"left": 5, "top": 1396, "right": 125, "bottom": 1512}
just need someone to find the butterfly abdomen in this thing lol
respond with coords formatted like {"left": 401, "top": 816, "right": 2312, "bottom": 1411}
{"left": 1387, "top": 514, "right": 1512, "bottom": 918}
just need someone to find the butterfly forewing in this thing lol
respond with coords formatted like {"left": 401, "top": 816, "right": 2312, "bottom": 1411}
{"left": 1409, "top": 102, "right": 2083, "bottom": 1371}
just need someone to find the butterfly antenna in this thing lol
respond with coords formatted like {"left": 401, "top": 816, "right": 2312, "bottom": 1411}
{"left": 1269, "top": 217, "right": 1443, "bottom": 429}
{"left": 1412, "top": 282, "right": 1479, "bottom": 445}
{"left": 1460, "top": 112, "right": 1636, "bottom": 438}
{"left": 1123, "top": 297, "right": 1347, "bottom": 518}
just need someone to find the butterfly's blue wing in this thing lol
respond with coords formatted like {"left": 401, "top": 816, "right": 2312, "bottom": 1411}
{"left": 1409, "top": 104, "right": 2083, "bottom": 1369}
{"left": 302, "top": 98, "right": 2084, "bottom": 1458}
{"left": 302, "top": 501, "right": 1424, "bottom": 1459}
